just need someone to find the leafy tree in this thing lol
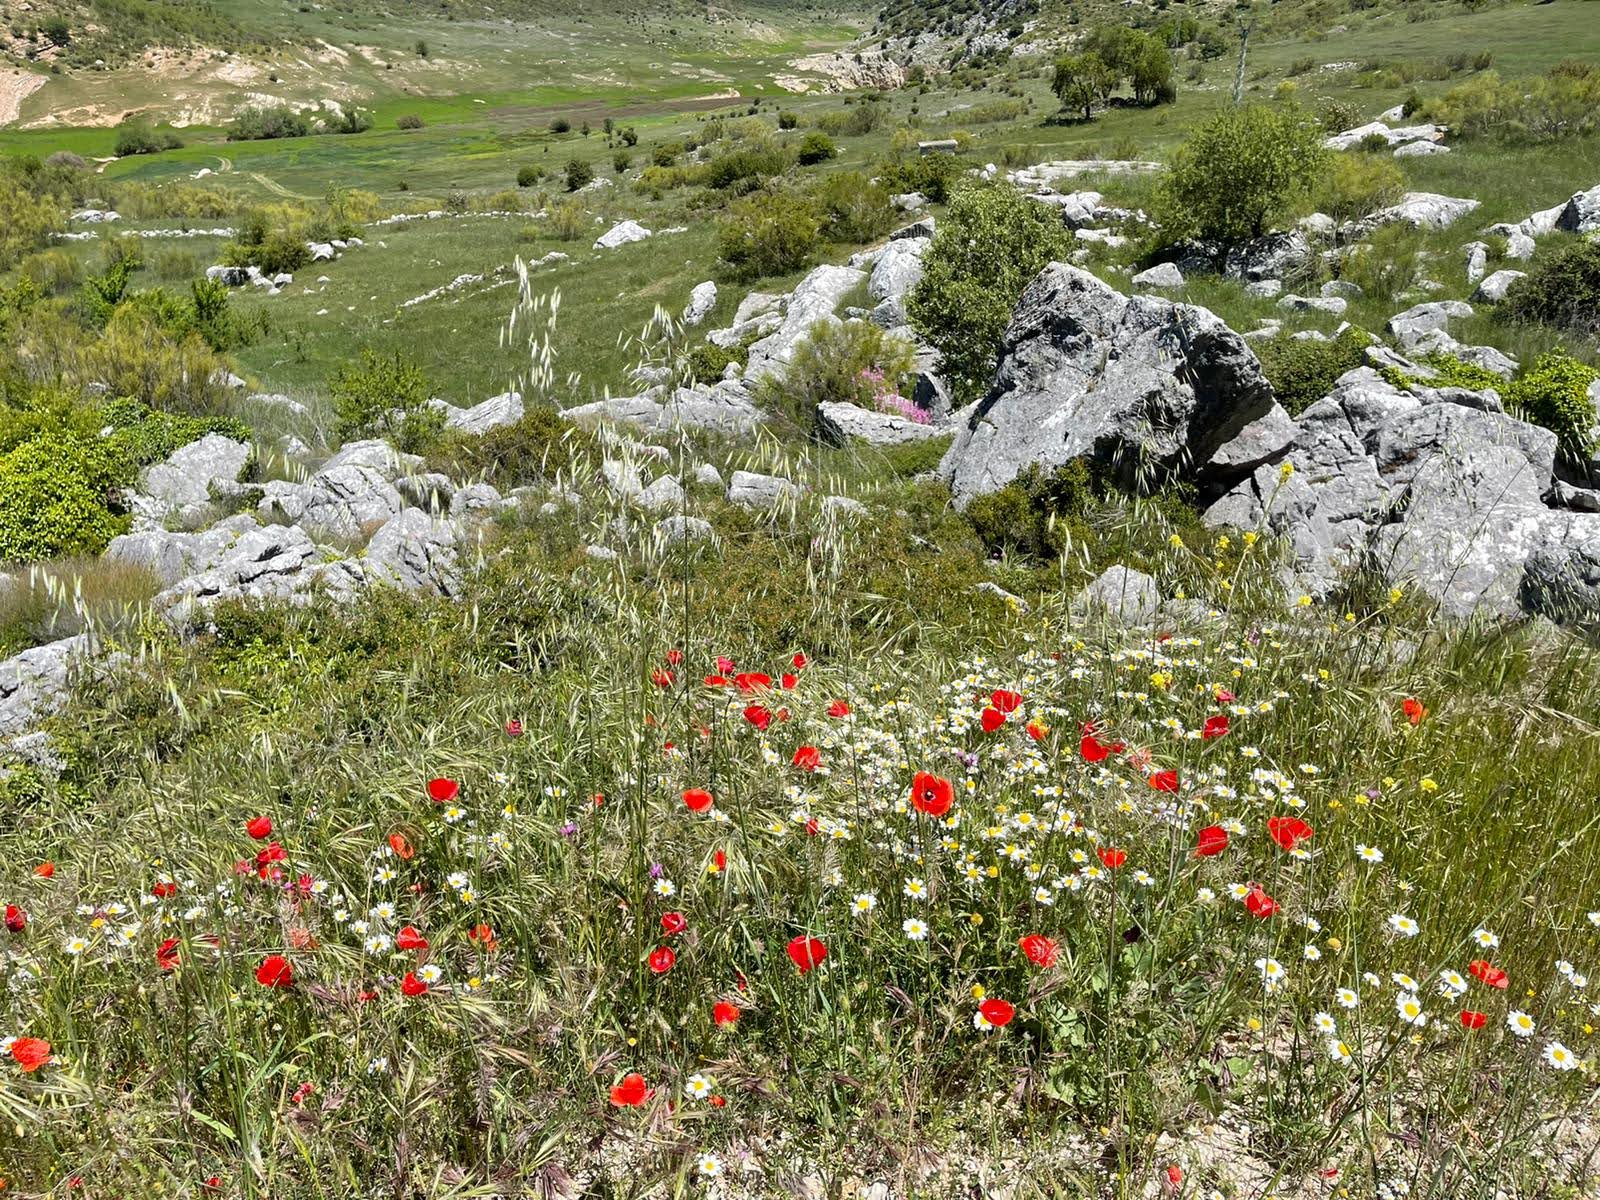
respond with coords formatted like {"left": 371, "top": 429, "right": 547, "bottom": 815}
{"left": 563, "top": 159, "right": 594, "bottom": 192}
{"left": 1157, "top": 103, "right": 1328, "bottom": 244}
{"left": 797, "top": 131, "right": 837, "bottom": 166}
{"left": 1052, "top": 52, "right": 1116, "bottom": 120}
{"left": 906, "top": 183, "right": 1072, "bottom": 403}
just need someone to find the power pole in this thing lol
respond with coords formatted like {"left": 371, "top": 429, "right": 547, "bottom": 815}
{"left": 1232, "top": 17, "right": 1254, "bottom": 105}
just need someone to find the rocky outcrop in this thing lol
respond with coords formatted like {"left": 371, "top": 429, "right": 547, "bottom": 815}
{"left": 1130, "top": 263, "right": 1184, "bottom": 290}
{"left": 564, "top": 381, "right": 762, "bottom": 436}
{"left": 816, "top": 402, "right": 944, "bottom": 447}
{"left": 1361, "top": 192, "right": 1480, "bottom": 232}
{"left": 1169, "top": 231, "right": 1311, "bottom": 283}
{"left": 0, "top": 636, "right": 90, "bottom": 738}
{"left": 1556, "top": 184, "right": 1600, "bottom": 235}
{"left": 743, "top": 264, "right": 866, "bottom": 381}
{"left": 940, "top": 264, "right": 1277, "bottom": 506}
{"left": 1473, "top": 270, "right": 1526, "bottom": 303}
{"left": 431, "top": 391, "right": 524, "bottom": 436}
{"left": 364, "top": 508, "right": 461, "bottom": 595}
{"left": 1074, "top": 565, "right": 1160, "bottom": 624}
{"left": 682, "top": 281, "right": 718, "bottom": 327}
{"left": 132, "top": 434, "right": 253, "bottom": 527}
{"left": 727, "top": 470, "right": 800, "bottom": 510}
{"left": 594, "top": 221, "right": 651, "bottom": 250}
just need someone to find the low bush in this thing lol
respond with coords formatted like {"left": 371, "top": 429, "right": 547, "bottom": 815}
{"left": 564, "top": 159, "right": 594, "bottom": 192}
{"left": 1310, "top": 152, "right": 1406, "bottom": 228}
{"left": 684, "top": 341, "right": 744, "bottom": 386}
{"left": 431, "top": 405, "right": 598, "bottom": 487}
{"left": 716, "top": 189, "right": 821, "bottom": 282}
{"left": 1504, "top": 351, "right": 1599, "bottom": 458}
{"left": 812, "top": 171, "right": 894, "bottom": 244}
{"left": 1497, "top": 240, "right": 1600, "bottom": 337}
{"left": 0, "top": 432, "right": 128, "bottom": 562}
{"left": 331, "top": 349, "right": 444, "bottom": 453}
{"left": 754, "top": 319, "right": 917, "bottom": 431}
{"left": 1254, "top": 328, "right": 1371, "bottom": 416}
{"left": 227, "top": 104, "right": 311, "bottom": 141}
{"left": 797, "top": 131, "right": 837, "bottom": 166}
{"left": 1420, "top": 66, "right": 1600, "bottom": 143}
{"left": 396, "top": 114, "right": 425, "bottom": 130}
{"left": 112, "top": 122, "right": 183, "bottom": 156}
{"left": 880, "top": 152, "right": 962, "bottom": 204}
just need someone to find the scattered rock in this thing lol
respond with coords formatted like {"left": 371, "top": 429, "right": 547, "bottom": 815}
{"left": 1387, "top": 300, "right": 1474, "bottom": 351}
{"left": 431, "top": 391, "right": 524, "bottom": 436}
{"left": 364, "top": 508, "right": 461, "bottom": 595}
{"left": 869, "top": 238, "right": 928, "bottom": 303}
{"left": 593, "top": 220, "right": 651, "bottom": 250}
{"left": 134, "top": 434, "right": 252, "bottom": 527}
{"left": 1363, "top": 192, "right": 1480, "bottom": 231}
{"left": 1556, "top": 183, "right": 1600, "bottom": 235}
{"left": 682, "top": 281, "right": 718, "bottom": 327}
{"left": 744, "top": 264, "right": 866, "bottom": 381}
{"left": 1131, "top": 262, "right": 1184, "bottom": 289}
{"left": 1075, "top": 565, "right": 1160, "bottom": 624}
{"left": 728, "top": 470, "right": 800, "bottom": 510}
{"left": 1473, "top": 269, "right": 1527, "bottom": 304}
{"left": 658, "top": 514, "right": 715, "bottom": 544}
{"left": 816, "top": 401, "right": 944, "bottom": 447}
{"left": 0, "top": 636, "right": 91, "bottom": 738}
{"left": 1463, "top": 241, "right": 1489, "bottom": 284}
{"left": 1278, "top": 294, "right": 1347, "bottom": 316}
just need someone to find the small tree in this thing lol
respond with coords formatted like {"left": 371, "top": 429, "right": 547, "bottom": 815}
{"left": 906, "top": 182, "right": 1072, "bottom": 403}
{"left": 564, "top": 158, "right": 594, "bottom": 192}
{"left": 1157, "top": 103, "right": 1328, "bottom": 245}
{"left": 331, "top": 350, "right": 444, "bottom": 453}
{"left": 1052, "top": 52, "right": 1116, "bottom": 120}
{"left": 797, "top": 131, "right": 837, "bottom": 165}
{"left": 716, "top": 189, "right": 822, "bottom": 281}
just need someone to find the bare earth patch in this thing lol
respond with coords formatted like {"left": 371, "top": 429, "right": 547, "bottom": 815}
{"left": 0, "top": 68, "right": 46, "bottom": 126}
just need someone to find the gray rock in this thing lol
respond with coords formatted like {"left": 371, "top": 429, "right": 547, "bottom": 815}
{"left": 694, "top": 463, "right": 725, "bottom": 488}
{"left": 104, "top": 514, "right": 261, "bottom": 587}
{"left": 307, "top": 242, "right": 336, "bottom": 262}
{"left": 0, "top": 635, "right": 90, "bottom": 737}
{"left": 1320, "top": 280, "right": 1364, "bottom": 299}
{"left": 137, "top": 434, "right": 252, "bottom": 521}
{"left": 206, "top": 265, "right": 250, "bottom": 286}
{"left": 1393, "top": 140, "right": 1451, "bottom": 157}
{"left": 636, "top": 475, "right": 685, "bottom": 512}
{"left": 1245, "top": 279, "right": 1284, "bottom": 299}
{"left": 364, "top": 508, "right": 461, "bottom": 595}
{"left": 727, "top": 470, "right": 800, "bottom": 510}
{"left": 431, "top": 391, "right": 524, "bottom": 435}
{"left": 682, "top": 281, "right": 718, "bottom": 327}
{"left": 816, "top": 402, "right": 944, "bottom": 447}
{"left": 868, "top": 238, "right": 928, "bottom": 303}
{"left": 941, "top": 264, "right": 1276, "bottom": 507}
{"left": 732, "top": 291, "right": 781, "bottom": 325}
{"left": 1278, "top": 294, "right": 1348, "bottom": 316}
{"left": 258, "top": 463, "right": 403, "bottom": 540}
{"left": 1547, "top": 481, "right": 1600, "bottom": 513}
{"left": 1387, "top": 300, "right": 1474, "bottom": 351}
{"left": 1172, "top": 231, "right": 1311, "bottom": 283}
{"left": 891, "top": 217, "right": 935, "bottom": 240}
{"left": 1556, "top": 184, "right": 1600, "bottom": 235}
{"left": 395, "top": 472, "right": 456, "bottom": 511}
{"left": 1131, "top": 262, "right": 1185, "bottom": 289}
{"left": 744, "top": 264, "right": 867, "bottom": 381}
{"left": 250, "top": 392, "right": 309, "bottom": 416}
{"left": 449, "top": 482, "right": 504, "bottom": 517}
{"left": 1522, "top": 514, "right": 1600, "bottom": 625}
{"left": 1504, "top": 230, "right": 1536, "bottom": 261}
{"left": 891, "top": 192, "right": 927, "bottom": 212}
{"left": 593, "top": 220, "right": 651, "bottom": 250}
{"left": 1203, "top": 403, "right": 1298, "bottom": 485}
{"left": 821, "top": 495, "right": 868, "bottom": 517}
{"left": 1363, "top": 192, "right": 1480, "bottom": 231}
{"left": 565, "top": 381, "right": 762, "bottom": 436}
{"left": 1324, "top": 121, "right": 1446, "bottom": 151}
{"left": 585, "top": 545, "right": 620, "bottom": 561}
{"left": 1472, "top": 269, "right": 1526, "bottom": 303}
{"left": 601, "top": 459, "right": 644, "bottom": 500}
{"left": 1075, "top": 565, "right": 1160, "bottom": 624}
{"left": 658, "top": 515, "right": 715, "bottom": 544}
{"left": 321, "top": 439, "right": 422, "bottom": 478}
{"left": 1463, "top": 241, "right": 1489, "bottom": 285}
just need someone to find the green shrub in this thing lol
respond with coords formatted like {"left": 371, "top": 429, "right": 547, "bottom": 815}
{"left": 813, "top": 171, "right": 894, "bottom": 244}
{"left": 1310, "top": 153, "right": 1406, "bottom": 227}
{"left": 518, "top": 165, "right": 542, "bottom": 189}
{"left": 331, "top": 349, "right": 444, "bottom": 453}
{"left": 1157, "top": 103, "right": 1328, "bottom": 244}
{"left": 880, "top": 152, "right": 962, "bottom": 204}
{"left": 432, "top": 405, "right": 597, "bottom": 487}
{"left": 99, "top": 397, "right": 251, "bottom": 470}
{"left": 685, "top": 341, "right": 743, "bottom": 385}
{"left": 703, "top": 141, "right": 790, "bottom": 190}
{"left": 778, "top": 111, "right": 798, "bottom": 130}
{"left": 797, "top": 131, "right": 837, "bottom": 166}
{"left": 1497, "top": 240, "right": 1600, "bottom": 336}
{"left": 1254, "top": 328, "right": 1371, "bottom": 416}
{"left": 1504, "top": 351, "right": 1599, "bottom": 457}
{"left": 1420, "top": 66, "right": 1600, "bottom": 143}
{"left": 716, "top": 189, "right": 821, "bottom": 282}
{"left": 549, "top": 117, "right": 572, "bottom": 135}
{"left": 907, "top": 182, "right": 1071, "bottom": 404}
{"left": 0, "top": 170, "right": 65, "bottom": 271}
{"left": 1380, "top": 352, "right": 1507, "bottom": 394}
{"left": 1341, "top": 223, "right": 1425, "bottom": 304}
{"left": 112, "top": 122, "right": 183, "bottom": 156}
{"left": 564, "top": 159, "right": 594, "bottom": 192}
{"left": 0, "top": 434, "right": 128, "bottom": 562}
{"left": 754, "top": 319, "right": 917, "bottom": 431}
{"left": 396, "top": 114, "right": 424, "bottom": 130}
{"left": 227, "top": 105, "right": 311, "bottom": 141}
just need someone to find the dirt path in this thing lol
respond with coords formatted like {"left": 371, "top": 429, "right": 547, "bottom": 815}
{"left": 249, "top": 171, "right": 313, "bottom": 200}
{"left": 0, "top": 69, "right": 46, "bottom": 126}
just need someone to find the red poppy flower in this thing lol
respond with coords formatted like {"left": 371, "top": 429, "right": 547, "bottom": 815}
{"left": 660, "top": 911, "right": 687, "bottom": 935}
{"left": 255, "top": 955, "right": 293, "bottom": 989}
{"left": 387, "top": 833, "right": 415, "bottom": 860}
{"left": 255, "top": 842, "right": 286, "bottom": 867}
{"left": 1097, "top": 847, "right": 1126, "bottom": 869}
{"left": 504, "top": 718, "right": 524, "bottom": 738}
{"left": 400, "top": 971, "right": 429, "bottom": 997}
{"left": 1079, "top": 734, "right": 1124, "bottom": 763}
{"left": 683, "top": 788, "right": 714, "bottom": 814}
{"left": 713, "top": 1001, "right": 741, "bottom": 1026}
{"left": 610, "top": 1072, "right": 653, "bottom": 1106}
{"left": 152, "top": 881, "right": 176, "bottom": 899}
{"left": 704, "top": 674, "right": 729, "bottom": 688}
{"left": 245, "top": 816, "right": 273, "bottom": 840}
{"left": 1244, "top": 886, "right": 1278, "bottom": 918}
{"left": 980, "top": 707, "right": 1006, "bottom": 734}
{"left": 827, "top": 700, "right": 851, "bottom": 718}
{"left": 911, "top": 772, "right": 954, "bottom": 818}
{"left": 395, "top": 926, "right": 429, "bottom": 952}
{"left": 1025, "top": 719, "right": 1048, "bottom": 742}
{"left": 793, "top": 745, "right": 821, "bottom": 772}
{"left": 990, "top": 688, "right": 1022, "bottom": 713}
{"left": 666, "top": 648, "right": 684, "bottom": 666}
{"left": 648, "top": 946, "right": 676, "bottom": 975}
{"left": 1459, "top": 1010, "right": 1487, "bottom": 1029}
{"left": 1267, "top": 816, "right": 1314, "bottom": 852}
{"left": 781, "top": 673, "right": 798, "bottom": 689}
{"left": 734, "top": 673, "right": 772, "bottom": 693}
{"left": 469, "top": 923, "right": 499, "bottom": 951}
{"left": 1018, "top": 934, "right": 1059, "bottom": 968}
{"left": 1195, "top": 825, "right": 1230, "bottom": 857}
{"left": 427, "top": 778, "right": 459, "bottom": 803}
{"left": 652, "top": 668, "right": 675, "bottom": 688}
{"left": 1468, "top": 960, "right": 1508, "bottom": 989}
{"left": 786, "top": 935, "right": 827, "bottom": 973}
{"left": 978, "top": 997, "right": 1015, "bottom": 1027}
{"left": 1214, "top": 689, "right": 1235, "bottom": 704}
{"left": 1201, "top": 714, "right": 1229, "bottom": 740}
{"left": 1402, "top": 697, "right": 1427, "bottom": 725}
{"left": 743, "top": 705, "right": 772, "bottom": 731}
{"left": 156, "top": 938, "right": 180, "bottom": 972}
{"left": 9, "top": 1037, "right": 50, "bottom": 1073}
{"left": 791, "top": 652, "right": 809, "bottom": 670}
{"left": 1148, "top": 770, "right": 1179, "bottom": 793}
{"left": 33, "top": 862, "right": 54, "bottom": 878}
{"left": 712, "top": 849, "right": 727, "bottom": 873}
{"left": 4, "top": 904, "right": 24, "bottom": 933}
{"left": 717, "top": 656, "right": 736, "bottom": 673}
{"left": 203, "top": 1176, "right": 223, "bottom": 1191}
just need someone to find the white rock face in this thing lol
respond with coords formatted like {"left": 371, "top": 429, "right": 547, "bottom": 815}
{"left": 594, "top": 220, "right": 652, "bottom": 250}
{"left": 431, "top": 391, "right": 524, "bottom": 435}
{"left": 682, "top": 281, "right": 718, "bottom": 327}
{"left": 868, "top": 237, "right": 928, "bottom": 303}
{"left": 134, "top": 434, "right": 253, "bottom": 526}
{"left": 743, "top": 264, "right": 866, "bottom": 381}
{"left": 1472, "top": 270, "right": 1527, "bottom": 304}
{"left": 1131, "top": 262, "right": 1184, "bottom": 289}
